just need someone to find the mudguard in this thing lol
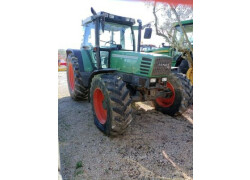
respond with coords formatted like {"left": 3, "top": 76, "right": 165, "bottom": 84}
{"left": 88, "top": 69, "right": 116, "bottom": 87}
{"left": 66, "top": 49, "right": 116, "bottom": 90}
{"left": 66, "top": 49, "right": 84, "bottom": 73}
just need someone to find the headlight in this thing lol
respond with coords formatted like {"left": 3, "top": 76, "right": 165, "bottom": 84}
{"left": 162, "top": 77, "right": 167, "bottom": 82}
{"left": 125, "top": 18, "right": 130, "bottom": 21}
{"left": 150, "top": 78, "right": 156, "bottom": 83}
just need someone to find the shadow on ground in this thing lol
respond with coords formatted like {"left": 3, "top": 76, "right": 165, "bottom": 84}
{"left": 58, "top": 96, "right": 193, "bottom": 180}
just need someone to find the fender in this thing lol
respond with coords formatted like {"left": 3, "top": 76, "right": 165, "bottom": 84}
{"left": 88, "top": 68, "right": 116, "bottom": 87}
{"left": 67, "top": 49, "right": 116, "bottom": 90}
{"left": 66, "top": 49, "right": 84, "bottom": 73}
{"left": 87, "top": 68, "right": 116, "bottom": 102}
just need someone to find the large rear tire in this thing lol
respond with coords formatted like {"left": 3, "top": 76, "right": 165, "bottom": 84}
{"left": 175, "top": 73, "right": 193, "bottom": 106}
{"left": 154, "top": 73, "right": 192, "bottom": 115}
{"left": 178, "top": 59, "right": 189, "bottom": 74}
{"left": 66, "top": 53, "right": 88, "bottom": 100}
{"left": 90, "top": 74, "right": 133, "bottom": 136}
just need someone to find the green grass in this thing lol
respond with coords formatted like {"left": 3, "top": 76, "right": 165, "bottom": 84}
{"left": 76, "top": 161, "right": 83, "bottom": 169}
{"left": 74, "top": 161, "right": 84, "bottom": 178}
{"left": 75, "top": 169, "right": 83, "bottom": 176}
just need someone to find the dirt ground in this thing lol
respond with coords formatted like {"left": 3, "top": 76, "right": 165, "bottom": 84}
{"left": 58, "top": 71, "right": 193, "bottom": 180}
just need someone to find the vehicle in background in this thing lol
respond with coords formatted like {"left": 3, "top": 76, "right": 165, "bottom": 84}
{"left": 145, "top": 20, "right": 193, "bottom": 84}
{"left": 140, "top": 44, "right": 157, "bottom": 52}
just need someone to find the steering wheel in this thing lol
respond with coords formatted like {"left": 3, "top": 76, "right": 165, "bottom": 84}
{"left": 105, "top": 40, "right": 116, "bottom": 46}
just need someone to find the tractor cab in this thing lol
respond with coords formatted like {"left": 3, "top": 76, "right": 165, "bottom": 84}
{"left": 82, "top": 12, "right": 136, "bottom": 50}
{"left": 81, "top": 10, "right": 151, "bottom": 70}
{"left": 172, "top": 20, "right": 193, "bottom": 84}
{"left": 173, "top": 19, "right": 193, "bottom": 48}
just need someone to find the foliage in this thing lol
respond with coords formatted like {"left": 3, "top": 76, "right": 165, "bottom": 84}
{"left": 76, "top": 161, "right": 83, "bottom": 169}
{"left": 145, "top": 1, "right": 193, "bottom": 45}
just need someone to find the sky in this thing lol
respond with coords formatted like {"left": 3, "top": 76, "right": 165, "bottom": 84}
{"left": 57, "top": 0, "right": 165, "bottom": 49}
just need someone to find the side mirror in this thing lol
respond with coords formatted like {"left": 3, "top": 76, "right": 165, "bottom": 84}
{"left": 144, "top": 28, "right": 152, "bottom": 39}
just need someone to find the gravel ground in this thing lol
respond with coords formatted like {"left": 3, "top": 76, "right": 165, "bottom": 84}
{"left": 58, "top": 71, "right": 193, "bottom": 180}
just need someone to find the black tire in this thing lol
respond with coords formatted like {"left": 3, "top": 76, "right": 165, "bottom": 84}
{"left": 178, "top": 59, "right": 189, "bottom": 74}
{"left": 66, "top": 53, "right": 88, "bottom": 100}
{"left": 154, "top": 73, "right": 192, "bottom": 116}
{"left": 175, "top": 73, "right": 193, "bottom": 107}
{"left": 90, "top": 74, "right": 132, "bottom": 136}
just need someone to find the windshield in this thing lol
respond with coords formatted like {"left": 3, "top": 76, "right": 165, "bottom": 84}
{"left": 82, "top": 21, "right": 134, "bottom": 51}
{"left": 175, "top": 24, "right": 193, "bottom": 46}
{"left": 100, "top": 22, "right": 134, "bottom": 51}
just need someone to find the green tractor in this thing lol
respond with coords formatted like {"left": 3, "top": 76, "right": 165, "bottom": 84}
{"left": 66, "top": 8, "right": 192, "bottom": 136}
{"left": 146, "top": 20, "right": 193, "bottom": 84}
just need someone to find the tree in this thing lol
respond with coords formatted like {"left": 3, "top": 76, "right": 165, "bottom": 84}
{"left": 146, "top": 1, "right": 194, "bottom": 84}
{"left": 146, "top": 1, "right": 193, "bottom": 47}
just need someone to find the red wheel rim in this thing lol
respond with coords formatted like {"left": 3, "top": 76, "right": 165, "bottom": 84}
{"left": 155, "top": 82, "right": 175, "bottom": 107}
{"left": 93, "top": 88, "right": 107, "bottom": 124}
{"left": 68, "top": 63, "right": 75, "bottom": 91}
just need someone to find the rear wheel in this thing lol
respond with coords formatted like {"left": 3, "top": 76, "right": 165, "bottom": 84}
{"left": 154, "top": 73, "right": 192, "bottom": 115}
{"left": 90, "top": 74, "right": 132, "bottom": 136}
{"left": 178, "top": 59, "right": 189, "bottom": 74}
{"left": 66, "top": 53, "right": 88, "bottom": 100}
{"left": 175, "top": 73, "right": 193, "bottom": 106}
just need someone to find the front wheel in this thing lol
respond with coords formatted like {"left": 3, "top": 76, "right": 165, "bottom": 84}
{"left": 90, "top": 74, "right": 133, "bottom": 136}
{"left": 154, "top": 73, "right": 192, "bottom": 116}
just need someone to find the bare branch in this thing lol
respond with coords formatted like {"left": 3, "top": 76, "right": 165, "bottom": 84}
{"left": 170, "top": 4, "right": 193, "bottom": 66}
{"left": 153, "top": 1, "right": 171, "bottom": 43}
{"left": 170, "top": 4, "right": 193, "bottom": 53}
{"left": 155, "top": 7, "right": 165, "bottom": 13}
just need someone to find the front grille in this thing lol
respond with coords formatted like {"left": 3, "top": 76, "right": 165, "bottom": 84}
{"left": 152, "top": 57, "right": 172, "bottom": 76}
{"left": 140, "top": 57, "right": 152, "bottom": 75}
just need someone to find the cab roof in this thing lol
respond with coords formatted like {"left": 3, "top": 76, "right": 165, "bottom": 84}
{"left": 82, "top": 11, "right": 136, "bottom": 26}
{"left": 173, "top": 19, "right": 193, "bottom": 27}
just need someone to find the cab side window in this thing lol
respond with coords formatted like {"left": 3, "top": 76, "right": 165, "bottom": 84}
{"left": 82, "top": 22, "right": 95, "bottom": 48}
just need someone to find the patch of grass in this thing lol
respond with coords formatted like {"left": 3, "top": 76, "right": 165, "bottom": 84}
{"left": 76, "top": 161, "right": 83, "bottom": 169}
{"left": 75, "top": 169, "right": 84, "bottom": 176}
{"left": 74, "top": 162, "right": 84, "bottom": 178}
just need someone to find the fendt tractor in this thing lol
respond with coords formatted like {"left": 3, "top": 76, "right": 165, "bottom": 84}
{"left": 146, "top": 20, "right": 193, "bottom": 84}
{"left": 66, "top": 8, "right": 192, "bottom": 136}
